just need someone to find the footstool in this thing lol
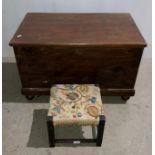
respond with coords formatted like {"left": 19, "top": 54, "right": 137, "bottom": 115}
{"left": 47, "top": 84, "right": 106, "bottom": 147}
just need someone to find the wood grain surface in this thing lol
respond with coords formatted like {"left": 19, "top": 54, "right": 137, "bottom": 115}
{"left": 10, "top": 13, "right": 146, "bottom": 47}
{"left": 10, "top": 13, "right": 146, "bottom": 98}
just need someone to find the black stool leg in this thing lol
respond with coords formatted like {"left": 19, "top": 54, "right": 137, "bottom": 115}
{"left": 96, "top": 115, "right": 106, "bottom": 146}
{"left": 47, "top": 116, "right": 55, "bottom": 147}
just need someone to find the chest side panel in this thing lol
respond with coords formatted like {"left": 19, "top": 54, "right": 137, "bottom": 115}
{"left": 14, "top": 46, "right": 143, "bottom": 89}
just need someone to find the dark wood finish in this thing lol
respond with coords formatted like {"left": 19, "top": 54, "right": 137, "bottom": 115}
{"left": 47, "top": 116, "right": 55, "bottom": 147}
{"left": 96, "top": 115, "right": 106, "bottom": 146}
{"left": 25, "top": 95, "right": 35, "bottom": 100}
{"left": 9, "top": 13, "right": 146, "bottom": 98}
{"left": 10, "top": 13, "right": 146, "bottom": 47}
{"left": 55, "top": 139, "right": 96, "bottom": 143}
{"left": 121, "top": 96, "right": 130, "bottom": 101}
{"left": 21, "top": 88, "right": 135, "bottom": 96}
{"left": 46, "top": 115, "right": 106, "bottom": 147}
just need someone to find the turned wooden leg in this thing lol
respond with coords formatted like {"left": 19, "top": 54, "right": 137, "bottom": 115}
{"left": 121, "top": 96, "right": 130, "bottom": 101}
{"left": 25, "top": 95, "right": 35, "bottom": 100}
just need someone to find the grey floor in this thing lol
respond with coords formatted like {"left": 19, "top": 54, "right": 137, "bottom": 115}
{"left": 3, "top": 59, "right": 151, "bottom": 155}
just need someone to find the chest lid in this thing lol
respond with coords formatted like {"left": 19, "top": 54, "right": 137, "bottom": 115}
{"left": 9, "top": 13, "right": 146, "bottom": 48}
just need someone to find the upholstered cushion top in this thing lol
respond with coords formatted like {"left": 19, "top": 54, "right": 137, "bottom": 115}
{"left": 48, "top": 84, "right": 103, "bottom": 126}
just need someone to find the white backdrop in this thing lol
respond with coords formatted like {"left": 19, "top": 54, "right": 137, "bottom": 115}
{"left": 2, "top": 0, "right": 152, "bottom": 61}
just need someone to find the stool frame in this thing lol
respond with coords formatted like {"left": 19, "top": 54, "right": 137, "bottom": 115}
{"left": 47, "top": 115, "right": 106, "bottom": 147}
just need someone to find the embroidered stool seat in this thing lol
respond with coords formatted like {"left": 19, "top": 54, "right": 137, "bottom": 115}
{"left": 47, "top": 84, "right": 106, "bottom": 147}
{"left": 48, "top": 84, "right": 104, "bottom": 126}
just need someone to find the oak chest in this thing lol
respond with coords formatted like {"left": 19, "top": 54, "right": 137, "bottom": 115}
{"left": 9, "top": 13, "right": 146, "bottom": 100}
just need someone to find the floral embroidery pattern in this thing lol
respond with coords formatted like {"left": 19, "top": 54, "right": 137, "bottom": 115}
{"left": 48, "top": 84, "right": 103, "bottom": 126}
